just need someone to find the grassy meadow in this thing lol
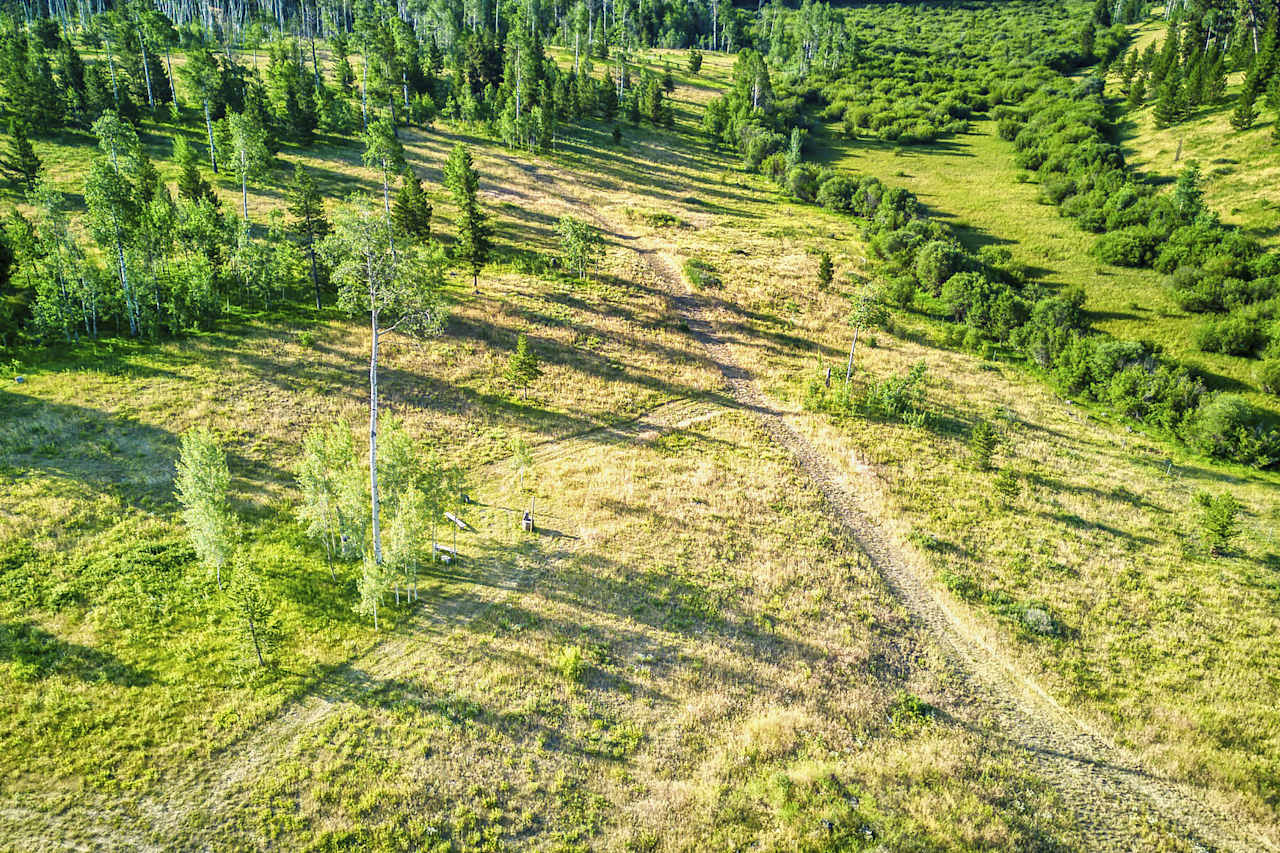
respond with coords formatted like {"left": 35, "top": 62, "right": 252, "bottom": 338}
{"left": 1, "top": 36, "right": 1278, "bottom": 852}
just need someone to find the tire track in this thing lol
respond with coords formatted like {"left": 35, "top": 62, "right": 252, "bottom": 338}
{"left": 512, "top": 150, "right": 1271, "bottom": 851}
{"left": 634, "top": 235, "right": 1269, "bottom": 853}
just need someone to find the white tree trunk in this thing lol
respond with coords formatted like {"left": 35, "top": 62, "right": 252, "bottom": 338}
{"left": 845, "top": 327, "right": 859, "bottom": 383}
{"left": 369, "top": 288, "right": 382, "bottom": 565}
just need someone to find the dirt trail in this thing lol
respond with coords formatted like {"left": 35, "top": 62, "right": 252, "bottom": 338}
{"left": 509, "top": 153, "right": 1273, "bottom": 851}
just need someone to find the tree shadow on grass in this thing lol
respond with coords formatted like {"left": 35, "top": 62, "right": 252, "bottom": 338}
{"left": 0, "top": 621, "right": 152, "bottom": 686}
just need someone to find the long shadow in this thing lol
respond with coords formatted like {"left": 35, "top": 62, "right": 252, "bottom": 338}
{"left": 0, "top": 621, "right": 152, "bottom": 686}
{"left": 1041, "top": 510, "right": 1158, "bottom": 546}
{"left": 0, "top": 389, "right": 179, "bottom": 499}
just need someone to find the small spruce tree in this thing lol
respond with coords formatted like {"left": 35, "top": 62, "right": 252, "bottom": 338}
{"left": 392, "top": 167, "right": 433, "bottom": 242}
{"left": 0, "top": 122, "right": 42, "bottom": 191}
{"left": 228, "top": 552, "right": 279, "bottom": 668}
{"left": 505, "top": 333, "right": 541, "bottom": 397}
{"left": 1195, "top": 491, "right": 1240, "bottom": 555}
{"left": 817, "top": 251, "right": 833, "bottom": 290}
{"left": 994, "top": 468, "right": 1020, "bottom": 506}
{"left": 970, "top": 419, "right": 998, "bottom": 470}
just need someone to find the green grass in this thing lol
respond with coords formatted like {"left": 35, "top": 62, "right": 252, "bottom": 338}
{"left": 812, "top": 118, "right": 1280, "bottom": 420}
{"left": 3, "top": 39, "right": 1280, "bottom": 849}
{"left": 1112, "top": 18, "right": 1280, "bottom": 251}
{"left": 667, "top": 139, "right": 1280, "bottom": 829}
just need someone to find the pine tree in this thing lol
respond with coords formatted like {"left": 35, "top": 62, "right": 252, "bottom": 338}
{"left": 287, "top": 164, "right": 331, "bottom": 309}
{"left": 1079, "top": 22, "right": 1096, "bottom": 62}
{"left": 1127, "top": 74, "right": 1146, "bottom": 109}
{"left": 969, "top": 419, "right": 998, "bottom": 470}
{"left": 1153, "top": 74, "right": 1184, "bottom": 127}
{"left": 173, "top": 136, "right": 216, "bottom": 206}
{"left": 817, "top": 251, "right": 833, "bottom": 289}
{"left": 227, "top": 552, "right": 278, "bottom": 667}
{"left": 1230, "top": 71, "right": 1262, "bottom": 131}
{"left": 0, "top": 123, "right": 42, "bottom": 191}
{"left": 1195, "top": 491, "right": 1240, "bottom": 555}
{"left": 392, "top": 168, "right": 432, "bottom": 241}
{"left": 505, "top": 333, "right": 541, "bottom": 396}
{"left": 1172, "top": 161, "right": 1205, "bottom": 224}
{"left": 444, "top": 144, "right": 491, "bottom": 292}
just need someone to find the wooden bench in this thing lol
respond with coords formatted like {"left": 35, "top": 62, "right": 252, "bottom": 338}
{"left": 434, "top": 544, "right": 458, "bottom": 564}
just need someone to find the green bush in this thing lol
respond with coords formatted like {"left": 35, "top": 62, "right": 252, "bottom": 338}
{"left": 1257, "top": 357, "right": 1280, "bottom": 395}
{"left": 863, "top": 361, "right": 928, "bottom": 424}
{"left": 914, "top": 240, "right": 965, "bottom": 293}
{"left": 1092, "top": 226, "right": 1159, "bottom": 267}
{"left": 1195, "top": 312, "right": 1266, "bottom": 356}
{"left": 1194, "top": 491, "right": 1241, "bottom": 555}
{"left": 885, "top": 274, "right": 917, "bottom": 308}
{"left": 1183, "top": 394, "right": 1279, "bottom": 466}
{"left": 555, "top": 644, "right": 586, "bottom": 683}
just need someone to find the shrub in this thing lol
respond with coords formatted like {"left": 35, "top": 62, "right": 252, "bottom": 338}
{"left": 1183, "top": 393, "right": 1279, "bottom": 465}
{"left": 1038, "top": 177, "right": 1076, "bottom": 205}
{"left": 683, "top": 258, "right": 721, "bottom": 289}
{"left": 1092, "top": 226, "right": 1159, "bottom": 267}
{"left": 816, "top": 174, "right": 858, "bottom": 212}
{"left": 1195, "top": 312, "right": 1266, "bottom": 356}
{"left": 555, "top": 644, "right": 586, "bottom": 682}
{"left": 1258, "top": 357, "right": 1280, "bottom": 395}
{"left": 885, "top": 274, "right": 917, "bottom": 308}
{"left": 863, "top": 361, "right": 928, "bottom": 424}
{"left": 915, "top": 240, "right": 965, "bottom": 293}
{"left": 786, "top": 164, "right": 820, "bottom": 202}
{"left": 1195, "top": 491, "right": 1241, "bottom": 555}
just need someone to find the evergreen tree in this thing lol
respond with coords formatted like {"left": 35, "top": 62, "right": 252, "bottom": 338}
{"left": 392, "top": 168, "right": 432, "bottom": 241}
{"left": 505, "top": 333, "right": 541, "bottom": 396}
{"left": 287, "top": 164, "right": 331, "bottom": 310}
{"left": 1195, "top": 491, "right": 1240, "bottom": 555}
{"left": 1153, "top": 74, "right": 1185, "bottom": 127}
{"left": 444, "top": 144, "right": 491, "bottom": 292}
{"left": 688, "top": 49, "right": 703, "bottom": 74}
{"left": 1172, "top": 161, "right": 1205, "bottom": 224}
{"left": 1127, "top": 73, "right": 1146, "bottom": 108}
{"left": 817, "top": 251, "right": 833, "bottom": 289}
{"left": 1230, "top": 70, "right": 1262, "bottom": 131}
{"left": 0, "top": 123, "right": 42, "bottom": 191}
{"left": 173, "top": 136, "right": 217, "bottom": 206}
{"left": 1079, "top": 22, "right": 1096, "bottom": 61}
{"left": 227, "top": 552, "right": 279, "bottom": 667}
